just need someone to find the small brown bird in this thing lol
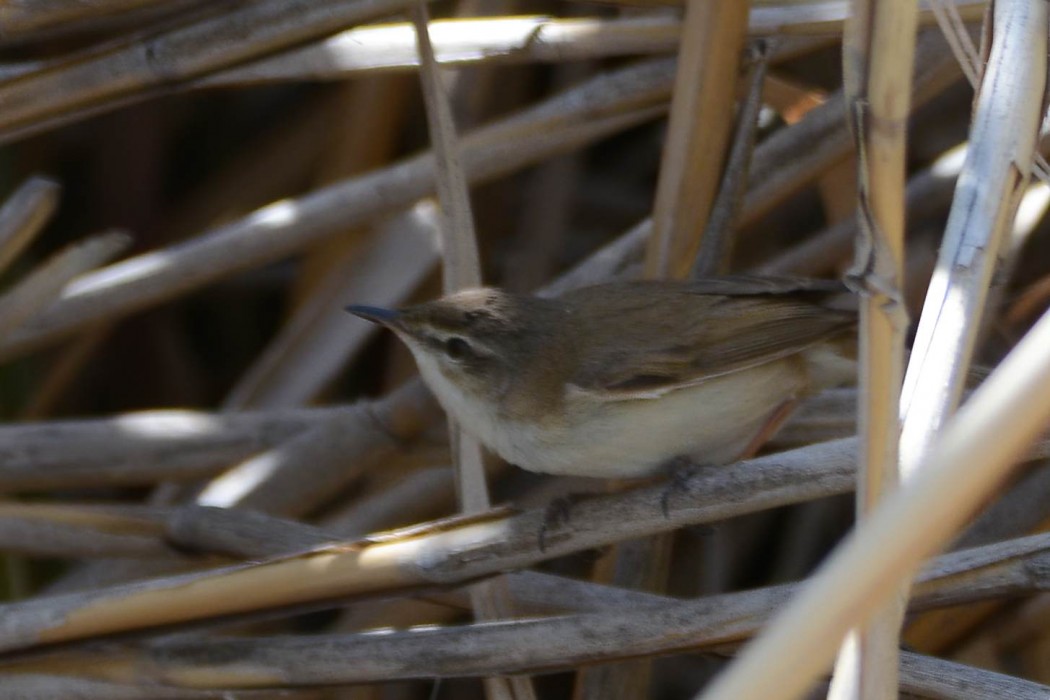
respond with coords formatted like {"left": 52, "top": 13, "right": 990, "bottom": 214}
{"left": 348, "top": 277, "right": 856, "bottom": 478}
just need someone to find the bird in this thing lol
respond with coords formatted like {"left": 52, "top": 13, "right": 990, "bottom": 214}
{"left": 347, "top": 276, "right": 856, "bottom": 479}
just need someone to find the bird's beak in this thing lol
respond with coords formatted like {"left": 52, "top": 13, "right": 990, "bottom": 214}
{"left": 345, "top": 304, "right": 402, "bottom": 329}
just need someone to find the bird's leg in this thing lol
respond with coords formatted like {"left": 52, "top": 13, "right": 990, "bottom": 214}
{"left": 537, "top": 492, "right": 591, "bottom": 553}
{"left": 736, "top": 397, "right": 800, "bottom": 460}
{"left": 536, "top": 479, "right": 645, "bottom": 552}
{"left": 658, "top": 399, "right": 799, "bottom": 519}
{"left": 660, "top": 457, "right": 720, "bottom": 519}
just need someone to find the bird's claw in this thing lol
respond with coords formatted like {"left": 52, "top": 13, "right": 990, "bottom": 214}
{"left": 537, "top": 493, "right": 588, "bottom": 553}
{"left": 660, "top": 457, "right": 705, "bottom": 519}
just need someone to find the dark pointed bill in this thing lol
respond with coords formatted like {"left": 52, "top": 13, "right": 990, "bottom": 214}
{"left": 345, "top": 304, "right": 401, "bottom": 327}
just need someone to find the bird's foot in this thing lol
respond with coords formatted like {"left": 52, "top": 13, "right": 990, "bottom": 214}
{"left": 659, "top": 456, "right": 716, "bottom": 519}
{"left": 537, "top": 492, "right": 590, "bottom": 553}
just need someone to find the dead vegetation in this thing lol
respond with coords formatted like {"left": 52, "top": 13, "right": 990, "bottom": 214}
{"left": 0, "top": 1, "right": 1048, "bottom": 699}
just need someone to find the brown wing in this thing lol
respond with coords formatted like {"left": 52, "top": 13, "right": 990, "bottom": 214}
{"left": 563, "top": 278, "right": 855, "bottom": 396}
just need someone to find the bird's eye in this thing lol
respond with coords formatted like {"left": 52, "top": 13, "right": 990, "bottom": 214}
{"left": 444, "top": 337, "right": 472, "bottom": 361}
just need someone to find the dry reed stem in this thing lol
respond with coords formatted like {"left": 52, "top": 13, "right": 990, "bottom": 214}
{"left": 899, "top": 0, "right": 1046, "bottom": 477}
{"left": 0, "top": 231, "right": 131, "bottom": 339}
{"left": 897, "top": 651, "right": 1050, "bottom": 700}
{"left": 0, "top": 59, "right": 673, "bottom": 364}
{"left": 745, "top": 0, "right": 985, "bottom": 35}
{"left": 15, "top": 533, "right": 1050, "bottom": 690}
{"left": 201, "top": 15, "right": 687, "bottom": 86}
{"left": 741, "top": 30, "right": 959, "bottom": 229}
{"left": 762, "top": 72, "right": 827, "bottom": 123}
{"left": 828, "top": 0, "right": 918, "bottom": 697}
{"left": 0, "top": 1, "right": 205, "bottom": 46}
{"left": 756, "top": 151, "right": 960, "bottom": 276}
{"left": 14, "top": 430, "right": 1050, "bottom": 652}
{"left": 0, "top": 406, "right": 354, "bottom": 491}
{"left": 701, "top": 108, "right": 1050, "bottom": 700}
{"left": 191, "top": 6, "right": 980, "bottom": 89}
{"left": 409, "top": 6, "right": 533, "bottom": 698}
{"left": 20, "top": 326, "right": 112, "bottom": 419}
{"left": 194, "top": 416, "right": 386, "bottom": 516}
{"left": 690, "top": 46, "right": 768, "bottom": 277}
{"left": 0, "top": 517, "right": 171, "bottom": 560}
{"left": 195, "top": 382, "right": 441, "bottom": 517}
{"left": 0, "top": 673, "right": 313, "bottom": 699}
{"left": 596, "top": 4, "right": 746, "bottom": 695}
{"left": 321, "top": 465, "right": 455, "bottom": 537}
{"left": 0, "top": 0, "right": 438, "bottom": 145}
{"left": 224, "top": 205, "right": 440, "bottom": 409}
{"left": 645, "top": 0, "right": 749, "bottom": 278}
{"left": 0, "top": 176, "right": 60, "bottom": 277}
{"left": 229, "top": 77, "right": 413, "bottom": 412}
{"left": 0, "top": 21, "right": 825, "bottom": 143}
{"left": 0, "top": 436, "right": 860, "bottom": 653}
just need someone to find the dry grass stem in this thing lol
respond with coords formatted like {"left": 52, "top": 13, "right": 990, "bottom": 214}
{"left": 897, "top": 651, "right": 1050, "bottom": 700}
{"left": 200, "top": 16, "right": 686, "bottom": 86}
{"left": 0, "top": 673, "right": 302, "bottom": 699}
{"left": 0, "top": 406, "right": 352, "bottom": 491}
{"left": 746, "top": 0, "right": 985, "bottom": 35}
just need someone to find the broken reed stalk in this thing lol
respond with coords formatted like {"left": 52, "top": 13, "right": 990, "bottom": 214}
{"left": 828, "top": 0, "right": 918, "bottom": 697}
